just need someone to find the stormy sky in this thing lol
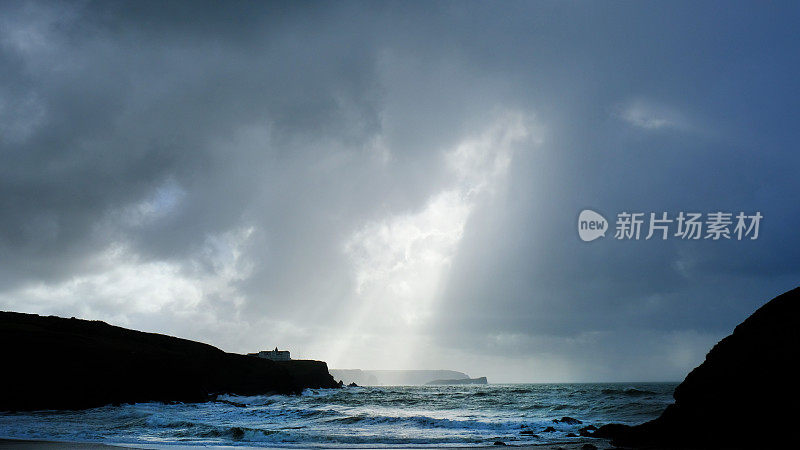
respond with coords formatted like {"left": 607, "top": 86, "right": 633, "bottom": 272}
{"left": 1, "top": 0, "right": 798, "bottom": 382}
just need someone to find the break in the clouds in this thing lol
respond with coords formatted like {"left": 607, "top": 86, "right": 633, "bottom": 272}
{"left": 1, "top": 1, "right": 799, "bottom": 382}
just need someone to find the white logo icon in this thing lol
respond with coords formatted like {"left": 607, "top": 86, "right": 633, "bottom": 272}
{"left": 578, "top": 209, "right": 608, "bottom": 242}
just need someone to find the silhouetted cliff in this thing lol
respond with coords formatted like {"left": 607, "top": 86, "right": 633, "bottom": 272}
{"left": 0, "top": 311, "right": 339, "bottom": 411}
{"left": 595, "top": 286, "right": 800, "bottom": 448}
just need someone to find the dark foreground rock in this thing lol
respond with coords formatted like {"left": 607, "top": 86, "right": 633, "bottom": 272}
{"left": 0, "top": 311, "right": 339, "bottom": 411}
{"left": 554, "top": 416, "right": 582, "bottom": 425}
{"left": 595, "top": 286, "right": 800, "bottom": 448}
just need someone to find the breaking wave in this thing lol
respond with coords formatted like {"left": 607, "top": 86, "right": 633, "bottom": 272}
{"left": 0, "top": 383, "right": 676, "bottom": 447}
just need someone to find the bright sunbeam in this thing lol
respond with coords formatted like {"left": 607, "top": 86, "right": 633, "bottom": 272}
{"left": 328, "top": 112, "right": 535, "bottom": 369}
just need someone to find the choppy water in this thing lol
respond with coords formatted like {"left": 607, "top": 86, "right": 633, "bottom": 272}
{"left": 0, "top": 383, "right": 677, "bottom": 447}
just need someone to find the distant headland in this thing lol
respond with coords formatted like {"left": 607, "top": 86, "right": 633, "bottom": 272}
{"left": 426, "top": 376, "right": 488, "bottom": 385}
{"left": 0, "top": 311, "right": 339, "bottom": 411}
{"left": 329, "top": 369, "right": 486, "bottom": 386}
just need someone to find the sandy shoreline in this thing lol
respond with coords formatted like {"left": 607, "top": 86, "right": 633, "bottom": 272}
{"left": 0, "top": 438, "right": 611, "bottom": 449}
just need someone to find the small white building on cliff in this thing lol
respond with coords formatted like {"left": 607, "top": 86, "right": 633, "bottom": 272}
{"left": 249, "top": 347, "right": 291, "bottom": 361}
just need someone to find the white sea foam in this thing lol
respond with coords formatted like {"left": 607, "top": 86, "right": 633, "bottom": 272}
{"left": 0, "top": 383, "right": 676, "bottom": 447}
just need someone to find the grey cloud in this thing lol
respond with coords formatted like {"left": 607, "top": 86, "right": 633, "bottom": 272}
{"left": 1, "top": 1, "right": 798, "bottom": 381}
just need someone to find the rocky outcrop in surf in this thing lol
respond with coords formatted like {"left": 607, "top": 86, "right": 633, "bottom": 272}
{"left": 595, "top": 286, "right": 800, "bottom": 448}
{"left": 0, "top": 311, "right": 339, "bottom": 411}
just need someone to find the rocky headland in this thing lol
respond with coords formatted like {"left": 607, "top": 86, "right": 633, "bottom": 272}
{"left": 0, "top": 311, "right": 339, "bottom": 411}
{"left": 594, "top": 286, "right": 800, "bottom": 448}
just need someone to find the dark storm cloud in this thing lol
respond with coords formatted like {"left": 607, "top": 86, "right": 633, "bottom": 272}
{"left": 1, "top": 0, "right": 798, "bottom": 381}
{"left": 422, "top": 2, "right": 800, "bottom": 380}
{"left": 435, "top": 3, "right": 800, "bottom": 324}
{"left": 1, "top": 0, "right": 385, "bottom": 283}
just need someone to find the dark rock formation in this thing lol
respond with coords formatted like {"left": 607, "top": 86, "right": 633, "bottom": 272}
{"left": 553, "top": 416, "right": 582, "bottom": 425}
{"left": 0, "top": 311, "right": 340, "bottom": 411}
{"left": 595, "top": 287, "right": 800, "bottom": 448}
{"left": 426, "top": 376, "right": 488, "bottom": 385}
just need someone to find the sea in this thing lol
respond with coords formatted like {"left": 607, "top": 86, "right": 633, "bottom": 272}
{"left": 0, "top": 383, "right": 677, "bottom": 448}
